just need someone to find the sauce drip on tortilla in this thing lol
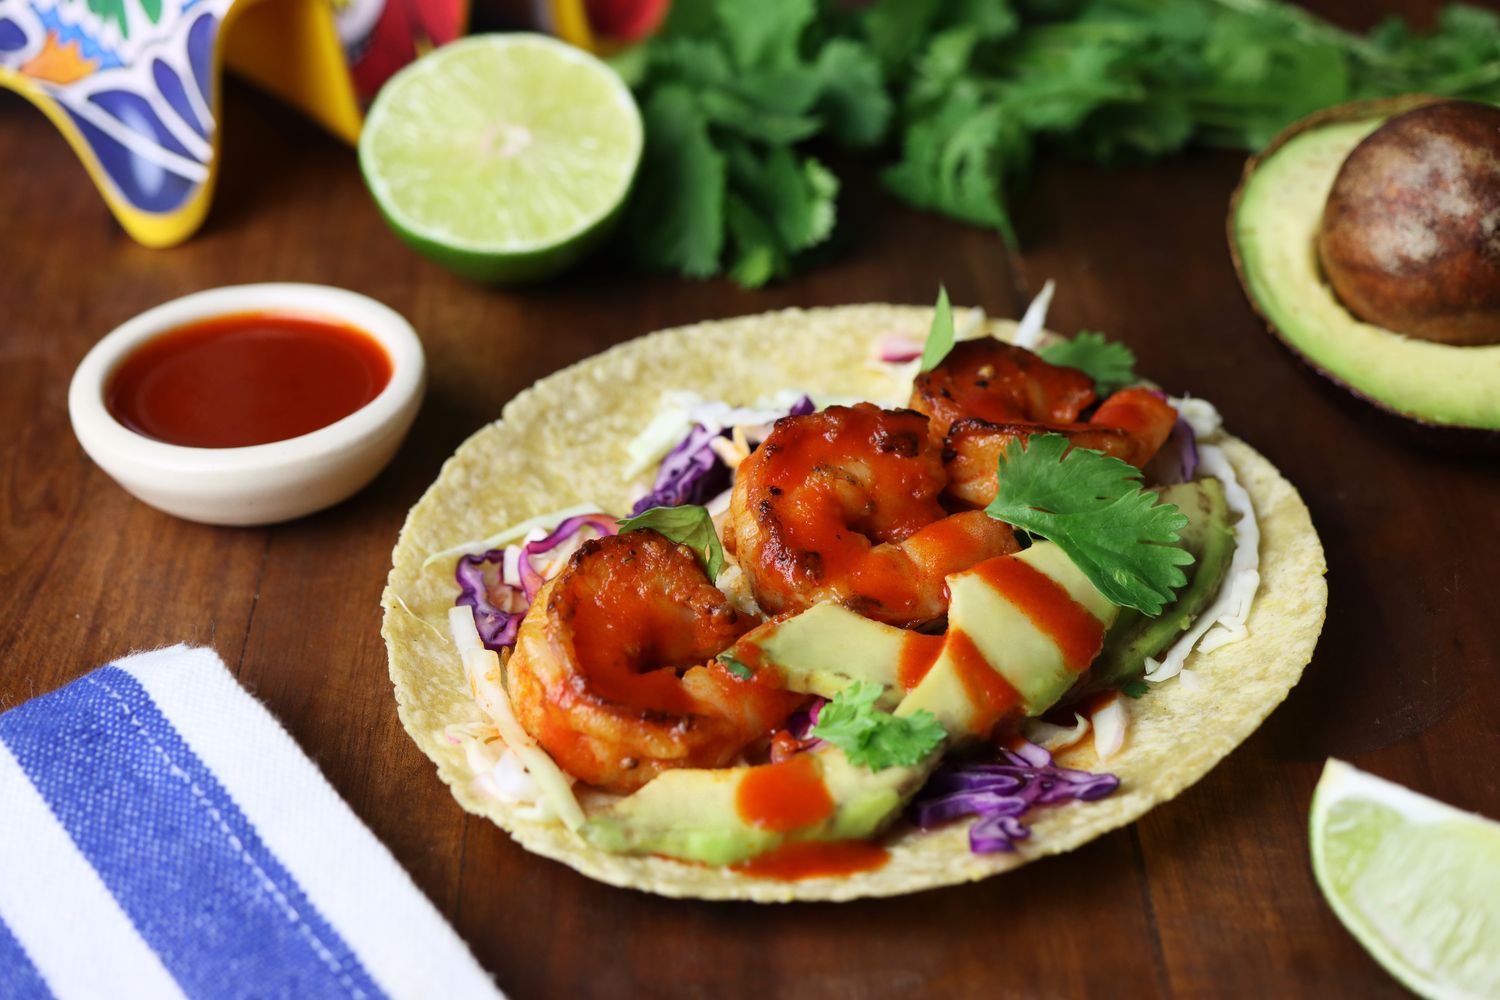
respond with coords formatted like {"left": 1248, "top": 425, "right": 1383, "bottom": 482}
{"left": 107, "top": 311, "right": 391, "bottom": 448}
{"left": 731, "top": 840, "right": 890, "bottom": 880}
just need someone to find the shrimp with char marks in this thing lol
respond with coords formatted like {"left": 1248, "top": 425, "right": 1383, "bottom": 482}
{"left": 910, "top": 339, "right": 1097, "bottom": 442}
{"left": 506, "top": 531, "right": 803, "bottom": 794}
{"left": 942, "top": 386, "right": 1179, "bottom": 508}
{"left": 724, "top": 403, "right": 1021, "bottom": 627}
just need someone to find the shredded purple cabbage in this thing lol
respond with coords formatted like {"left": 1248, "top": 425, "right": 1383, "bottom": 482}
{"left": 630, "top": 423, "right": 729, "bottom": 514}
{"left": 1145, "top": 417, "right": 1198, "bottom": 486}
{"left": 786, "top": 697, "right": 826, "bottom": 741}
{"left": 516, "top": 513, "right": 618, "bottom": 600}
{"left": 629, "top": 395, "right": 816, "bottom": 515}
{"left": 787, "top": 395, "right": 816, "bottom": 417}
{"left": 455, "top": 514, "right": 618, "bottom": 652}
{"left": 455, "top": 550, "right": 521, "bottom": 651}
{"left": 908, "top": 741, "right": 1120, "bottom": 853}
{"left": 1166, "top": 418, "right": 1198, "bottom": 483}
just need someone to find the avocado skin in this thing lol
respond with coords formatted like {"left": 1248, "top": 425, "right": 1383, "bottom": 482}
{"left": 1228, "top": 94, "right": 1500, "bottom": 451}
{"left": 1089, "top": 480, "right": 1236, "bottom": 690}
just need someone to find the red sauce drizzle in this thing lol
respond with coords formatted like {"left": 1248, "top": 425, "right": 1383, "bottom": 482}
{"left": 897, "top": 632, "right": 944, "bottom": 690}
{"left": 107, "top": 311, "right": 392, "bottom": 448}
{"left": 731, "top": 840, "right": 890, "bottom": 881}
{"left": 736, "top": 754, "right": 835, "bottom": 833}
{"left": 972, "top": 558, "right": 1104, "bottom": 671}
{"left": 752, "top": 405, "right": 946, "bottom": 616}
{"left": 946, "top": 630, "right": 1021, "bottom": 736}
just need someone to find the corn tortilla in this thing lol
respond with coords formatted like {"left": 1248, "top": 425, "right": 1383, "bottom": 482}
{"left": 381, "top": 305, "right": 1328, "bottom": 902}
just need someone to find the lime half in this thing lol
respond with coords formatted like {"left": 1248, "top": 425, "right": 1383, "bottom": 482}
{"left": 1311, "top": 759, "right": 1500, "bottom": 998}
{"left": 360, "top": 34, "right": 643, "bottom": 283}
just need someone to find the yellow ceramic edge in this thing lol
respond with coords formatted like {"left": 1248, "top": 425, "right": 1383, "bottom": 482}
{"left": 1, "top": 0, "right": 363, "bottom": 247}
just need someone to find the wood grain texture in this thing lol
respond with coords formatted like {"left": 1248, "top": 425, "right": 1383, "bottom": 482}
{"left": 1, "top": 1, "right": 1496, "bottom": 995}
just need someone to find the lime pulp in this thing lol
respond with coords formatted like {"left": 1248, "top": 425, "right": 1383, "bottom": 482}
{"left": 1310, "top": 759, "right": 1500, "bottom": 999}
{"left": 359, "top": 34, "right": 643, "bottom": 283}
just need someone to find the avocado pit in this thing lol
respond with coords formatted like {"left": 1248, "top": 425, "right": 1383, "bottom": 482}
{"left": 1316, "top": 100, "right": 1500, "bottom": 347}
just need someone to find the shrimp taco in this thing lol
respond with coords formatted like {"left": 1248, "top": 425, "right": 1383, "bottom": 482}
{"left": 382, "top": 299, "right": 1327, "bottom": 901}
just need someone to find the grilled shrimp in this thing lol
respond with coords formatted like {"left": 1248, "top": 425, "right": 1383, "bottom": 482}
{"left": 507, "top": 531, "right": 803, "bottom": 793}
{"left": 910, "top": 339, "right": 1097, "bottom": 441}
{"left": 943, "top": 387, "right": 1179, "bottom": 508}
{"left": 724, "top": 403, "right": 1020, "bottom": 627}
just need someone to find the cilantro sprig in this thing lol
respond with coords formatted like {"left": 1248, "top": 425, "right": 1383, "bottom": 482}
{"left": 618, "top": 504, "right": 726, "bottom": 581}
{"left": 919, "top": 285, "right": 954, "bottom": 372}
{"left": 809, "top": 681, "right": 946, "bottom": 771}
{"left": 984, "top": 435, "right": 1194, "bottom": 616}
{"left": 1039, "top": 332, "right": 1139, "bottom": 395}
{"left": 615, "top": 0, "right": 891, "bottom": 287}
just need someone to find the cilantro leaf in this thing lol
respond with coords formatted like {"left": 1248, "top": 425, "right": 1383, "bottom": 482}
{"left": 918, "top": 285, "right": 954, "bottom": 372}
{"left": 618, "top": 504, "right": 726, "bottom": 581}
{"left": 715, "top": 0, "right": 815, "bottom": 69}
{"left": 1039, "top": 331, "right": 1139, "bottom": 394}
{"left": 623, "top": 87, "right": 725, "bottom": 277}
{"left": 809, "top": 681, "right": 946, "bottom": 771}
{"left": 1121, "top": 680, "right": 1149, "bottom": 699}
{"left": 716, "top": 652, "right": 754, "bottom": 680}
{"left": 810, "top": 39, "right": 893, "bottom": 148}
{"left": 984, "top": 434, "right": 1194, "bottom": 616}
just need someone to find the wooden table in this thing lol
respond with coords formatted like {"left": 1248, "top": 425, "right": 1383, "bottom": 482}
{"left": 3, "top": 2, "right": 1495, "bottom": 995}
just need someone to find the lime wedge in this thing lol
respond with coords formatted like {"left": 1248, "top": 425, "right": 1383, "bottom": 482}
{"left": 1311, "top": 759, "right": 1500, "bottom": 998}
{"left": 359, "top": 34, "right": 643, "bottom": 283}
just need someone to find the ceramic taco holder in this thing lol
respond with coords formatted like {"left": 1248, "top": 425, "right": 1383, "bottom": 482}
{"left": 0, "top": 0, "right": 465, "bottom": 246}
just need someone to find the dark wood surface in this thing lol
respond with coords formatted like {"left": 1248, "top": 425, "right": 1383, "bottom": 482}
{"left": 3, "top": 2, "right": 1495, "bottom": 996}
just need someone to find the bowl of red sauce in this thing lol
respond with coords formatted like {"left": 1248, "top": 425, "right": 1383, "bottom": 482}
{"left": 69, "top": 284, "right": 425, "bottom": 525}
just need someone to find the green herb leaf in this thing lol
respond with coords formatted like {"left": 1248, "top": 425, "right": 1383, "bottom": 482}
{"left": 716, "top": 652, "right": 754, "bottom": 680}
{"left": 1039, "top": 331, "right": 1139, "bottom": 394}
{"left": 618, "top": 505, "right": 726, "bottom": 581}
{"left": 809, "top": 39, "right": 893, "bottom": 148}
{"left": 809, "top": 681, "right": 947, "bottom": 771}
{"left": 623, "top": 87, "right": 725, "bottom": 278}
{"left": 1121, "top": 679, "right": 1150, "bottom": 699}
{"left": 984, "top": 434, "right": 1194, "bottom": 616}
{"left": 715, "top": 0, "right": 815, "bottom": 69}
{"left": 919, "top": 285, "right": 954, "bottom": 372}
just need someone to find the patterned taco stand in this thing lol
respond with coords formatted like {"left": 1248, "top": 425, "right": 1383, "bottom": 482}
{"left": 0, "top": 0, "right": 464, "bottom": 246}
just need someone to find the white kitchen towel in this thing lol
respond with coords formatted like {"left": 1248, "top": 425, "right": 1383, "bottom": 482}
{"left": 0, "top": 644, "right": 500, "bottom": 1000}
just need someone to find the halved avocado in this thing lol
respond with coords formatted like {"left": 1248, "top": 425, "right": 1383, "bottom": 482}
{"left": 1228, "top": 95, "right": 1500, "bottom": 437}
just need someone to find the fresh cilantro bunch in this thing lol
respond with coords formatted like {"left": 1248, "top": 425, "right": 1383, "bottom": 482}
{"left": 615, "top": 0, "right": 1498, "bottom": 284}
{"left": 872, "top": 0, "right": 1500, "bottom": 245}
{"left": 612, "top": 0, "right": 891, "bottom": 286}
{"left": 985, "top": 434, "right": 1194, "bottom": 615}
{"left": 810, "top": 681, "right": 947, "bottom": 771}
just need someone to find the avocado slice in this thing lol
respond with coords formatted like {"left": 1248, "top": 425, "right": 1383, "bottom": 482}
{"left": 1229, "top": 95, "right": 1500, "bottom": 433}
{"left": 936, "top": 542, "right": 1118, "bottom": 719}
{"left": 581, "top": 541, "right": 1124, "bottom": 866}
{"left": 1090, "top": 480, "right": 1236, "bottom": 690}
{"left": 581, "top": 745, "right": 936, "bottom": 866}
{"left": 729, "top": 602, "right": 909, "bottom": 709}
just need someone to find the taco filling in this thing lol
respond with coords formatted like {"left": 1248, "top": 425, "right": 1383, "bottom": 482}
{"left": 430, "top": 296, "right": 1268, "bottom": 881}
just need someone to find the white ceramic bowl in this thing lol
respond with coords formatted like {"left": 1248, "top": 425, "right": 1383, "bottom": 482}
{"left": 69, "top": 283, "right": 425, "bottom": 526}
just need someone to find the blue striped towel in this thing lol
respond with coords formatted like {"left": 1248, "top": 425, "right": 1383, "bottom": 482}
{"left": 0, "top": 645, "right": 500, "bottom": 1000}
